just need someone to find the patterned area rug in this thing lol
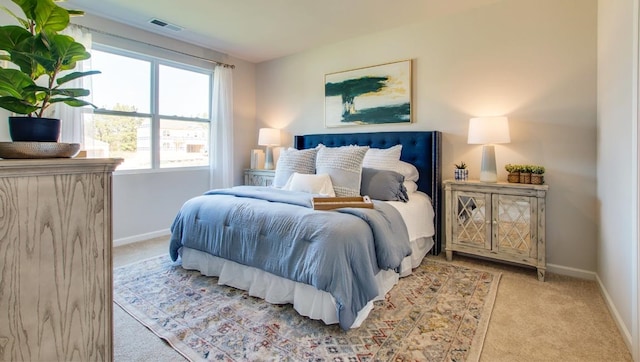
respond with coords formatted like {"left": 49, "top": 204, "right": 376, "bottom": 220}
{"left": 114, "top": 256, "right": 500, "bottom": 361}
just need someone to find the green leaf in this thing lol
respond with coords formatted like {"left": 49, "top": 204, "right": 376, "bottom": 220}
{"left": 8, "top": 35, "right": 46, "bottom": 78}
{"left": 65, "top": 9, "right": 84, "bottom": 17}
{"left": 50, "top": 34, "right": 90, "bottom": 69}
{"left": 56, "top": 70, "right": 100, "bottom": 85}
{"left": 50, "top": 88, "right": 90, "bottom": 97}
{"left": 0, "top": 96, "right": 38, "bottom": 114}
{"left": 0, "top": 26, "right": 32, "bottom": 52}
{"left": 10, "top": 0, "right": 38, "bottom": 22}
{"left": 33, "top": 0, "right": 69, "bottom": 33}
{"left": 12, "top": 33, "right": 57, "bottom": 75}
{"left": 0, "top": 68, "right": 35, "bottom": 98}
{"left": 49, "top": 97, "right": 97, "bottom": 108}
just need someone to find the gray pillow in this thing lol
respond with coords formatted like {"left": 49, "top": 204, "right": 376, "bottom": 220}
{"left": 360, "top": 168, "right": 408, "bottom": 202}
{"left": 316, "top": 145, "right": 369, "bottom": 197}
{"left": 273, "top": 148, "right": 317, "bottom": 188}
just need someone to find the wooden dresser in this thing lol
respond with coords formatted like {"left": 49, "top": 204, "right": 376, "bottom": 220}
{"left": 0, "top": 158, "right": 122, "bottom": 362}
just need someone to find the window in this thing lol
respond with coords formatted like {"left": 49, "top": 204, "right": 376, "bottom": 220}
{"left": 84, "top": 46, "right": 212, "bottom": 171}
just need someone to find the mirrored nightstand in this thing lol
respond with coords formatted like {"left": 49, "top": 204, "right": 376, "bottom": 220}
{"left": 244, "top": 169, "right": 275, "bottom": 186}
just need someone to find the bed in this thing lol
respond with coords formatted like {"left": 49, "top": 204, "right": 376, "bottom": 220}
{"left": 169, "top": 131, "right": 442, "bottom": 330}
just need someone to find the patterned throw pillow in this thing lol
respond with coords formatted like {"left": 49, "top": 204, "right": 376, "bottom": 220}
{"left": 316, "top": 145, "right": 369, "bottom": 197}
{"left": 273, "top": 148, "right": 317, "bottom": 188}
{"left": 362, "top": 144, "right": 402, "bottom": 170}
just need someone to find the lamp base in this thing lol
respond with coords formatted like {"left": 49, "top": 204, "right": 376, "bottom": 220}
{"left": 264, "top": 146, "right": 275, "bottom": 170}
{"left": 479, "top": 145, "right": 497, "bottom": 183}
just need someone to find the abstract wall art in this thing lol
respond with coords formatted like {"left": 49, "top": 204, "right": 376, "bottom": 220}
{"left": 324, "top": 60, "right": 412, "bottom": 127}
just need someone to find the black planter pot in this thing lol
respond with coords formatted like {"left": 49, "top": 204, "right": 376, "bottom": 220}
{"left": 9, "top": 116, "right": 61, "bottom": 142}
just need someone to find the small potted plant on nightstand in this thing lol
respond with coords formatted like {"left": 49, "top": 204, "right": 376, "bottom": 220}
{"left": 519, "top": 165, "right": 532, "bottom": 184}
{"left": 505, "top": 163, "right": 520, "bottom": 183}
{"left": 454, "top": 161, "right": 468, "bottom": 181}
{"left": 530, "top": 165, "right": 545, "bottom": 185}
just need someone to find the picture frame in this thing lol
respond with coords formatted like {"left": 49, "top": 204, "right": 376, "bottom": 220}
{"left": 324, "top": 59, "right": 412, "bottom": 128}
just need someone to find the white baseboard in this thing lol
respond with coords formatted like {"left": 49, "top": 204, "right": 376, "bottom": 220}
{"left": 546, "top": 263, "right": 597, "bottom": 280}
{"left": 596, "top": 274, "right": 634, "bottom": 355}
{"left": 113, "top": 229, "right": 171, "bottom": 247}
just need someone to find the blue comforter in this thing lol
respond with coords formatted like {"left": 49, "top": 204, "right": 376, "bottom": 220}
{"left": 169, "top": 186, "right": 411, "bottom": 330}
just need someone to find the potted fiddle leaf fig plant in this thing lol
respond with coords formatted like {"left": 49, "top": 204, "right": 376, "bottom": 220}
{"left": 0, "top": 0, "right": 100, "bottom": 142}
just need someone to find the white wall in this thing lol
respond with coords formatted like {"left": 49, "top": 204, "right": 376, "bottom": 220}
{"left": 256, "top": 0, "right": 598, "bottom": 274}
{"left": 597, "top": 0, "right": 639, "bottom": 356}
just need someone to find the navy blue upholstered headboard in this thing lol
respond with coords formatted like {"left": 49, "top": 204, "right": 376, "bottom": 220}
{"left": 294, "top": 131, "right": 442, "bottom": 255}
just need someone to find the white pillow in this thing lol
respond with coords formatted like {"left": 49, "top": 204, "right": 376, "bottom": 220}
{"left": 316, "top": 145, "right": 369, "bottom": 197}
{"left": 394, "top": 161, "right": 419, "bottom": 182}
{"left": 282, "top": 172, "right": 336, "bottom": 197}
{"left": 362, "top": 144, "right": 402, "bottom": 169}
{"left": 360, "top": 145, "right": 418, "bottom": 182}
{"left": 404, "top": 181, "right": 418, "bottom": 194}
{"left": 273, "top": 148, "right": 317, "bottom": 188}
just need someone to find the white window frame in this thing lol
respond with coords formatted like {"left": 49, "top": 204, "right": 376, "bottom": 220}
{"left": 91, "top": 44, "right": 213, "bottom": 174}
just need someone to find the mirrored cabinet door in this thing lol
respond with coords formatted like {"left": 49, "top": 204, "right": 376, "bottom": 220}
{"left": 452, "top": 191, "right": 491, "bottom": 250}
{"left": 244, "top": 169, "right": 275, "bottom": 186}
{"left": 493, "top": 194, "right": 537, "bottom": 258}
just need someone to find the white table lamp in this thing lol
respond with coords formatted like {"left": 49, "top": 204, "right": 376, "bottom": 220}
{"left": 467, "top": 116, "right": 510, "bottom": 183}
{"left": 258, "top": 128, "right": 281, "bottom": 170}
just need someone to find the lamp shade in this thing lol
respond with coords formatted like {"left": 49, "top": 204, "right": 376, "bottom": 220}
{"left": 258, "top": 128, "right": 281, "bottom": 146}
{"left": 467, "top": 117, "right": 511, "bottom": 144}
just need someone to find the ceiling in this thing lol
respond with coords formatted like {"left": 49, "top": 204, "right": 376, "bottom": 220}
{"left": 64, "top": 0, "right": 502, "bottom": 63}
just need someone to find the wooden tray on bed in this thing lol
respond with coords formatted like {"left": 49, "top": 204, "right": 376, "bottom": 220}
{"left": 312, "top": 196, "right": 374, "bottom": 210}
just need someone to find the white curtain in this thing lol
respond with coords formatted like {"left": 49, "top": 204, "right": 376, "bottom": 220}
{"left": 49, "top": 25, "right": 93, "bottom": 144}
{"left": 210, "top": 65, "right": 234, "bottom": 189}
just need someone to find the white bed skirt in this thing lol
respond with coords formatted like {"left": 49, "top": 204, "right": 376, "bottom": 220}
{"left": 179, "top": 236, "right": 433, "bottom": 329}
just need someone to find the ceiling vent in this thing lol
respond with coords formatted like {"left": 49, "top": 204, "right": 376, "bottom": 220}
{"left": 148, "top": 18, "right": 183, "bottom": 32}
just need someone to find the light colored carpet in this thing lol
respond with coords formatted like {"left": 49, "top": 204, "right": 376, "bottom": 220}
{"left": 113, "top": 237, "right": 633, "bottom": 362}
{"left": 113, "top": 254, "right": 500, "bottom": 361}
